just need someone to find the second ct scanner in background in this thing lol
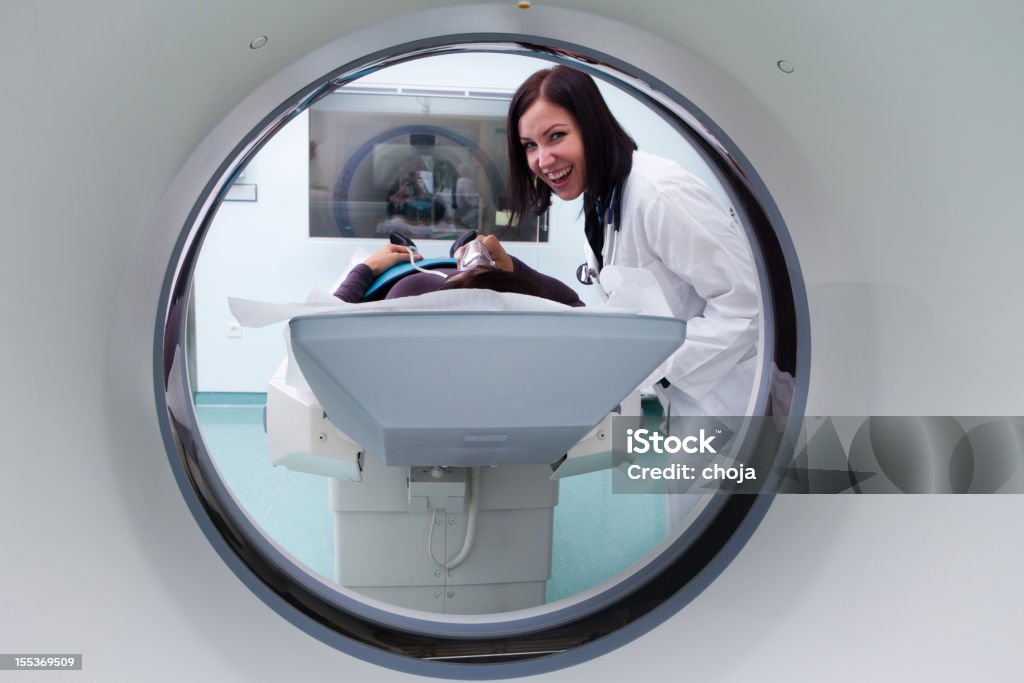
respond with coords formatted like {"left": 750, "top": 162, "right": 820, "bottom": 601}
{"left": 1, "top": 1, "right": 1023, "bottom": 681}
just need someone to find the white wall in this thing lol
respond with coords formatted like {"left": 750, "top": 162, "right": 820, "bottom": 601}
{"left": 194, "top": 52, "right": 731, "bottom": 391}
{"left": 6, "top": 2, "right": 1024, "bottom": 681}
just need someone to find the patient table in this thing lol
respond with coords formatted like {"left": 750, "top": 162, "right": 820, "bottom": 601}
{"left": 265, "top": 307, "right": 685, "bottom": 614}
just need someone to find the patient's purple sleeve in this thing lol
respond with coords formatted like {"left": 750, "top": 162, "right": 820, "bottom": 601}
{"left": 386, "top": 269, "right": 454, "bottom": 298}
{"left": 332, "top": 264, "right": 375, "bottom": 303}
{"left": 511, "top": 257, "right": 585, "bottom": 307}
{"left": 333, "top": 259, "right": 583, "bottom": 306}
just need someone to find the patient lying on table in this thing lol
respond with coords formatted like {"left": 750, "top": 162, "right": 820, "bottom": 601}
{"left": 333, "top": 236, "right": 584, "bottom": 307}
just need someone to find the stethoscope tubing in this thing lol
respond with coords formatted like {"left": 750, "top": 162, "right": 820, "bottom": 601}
{"left": 576, "top": 184, "right": 621, "bottom": 286}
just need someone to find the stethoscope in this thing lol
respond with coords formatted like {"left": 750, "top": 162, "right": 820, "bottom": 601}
{"left": 576, "top": 184, "right": 622, "bottom": 286}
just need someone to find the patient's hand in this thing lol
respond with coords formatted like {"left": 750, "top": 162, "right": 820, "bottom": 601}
{"left": 364, "top": 243, "right": 420, "bottom": 276}
{"left": 456, "top": 235, "right": 514, "bottom": 272}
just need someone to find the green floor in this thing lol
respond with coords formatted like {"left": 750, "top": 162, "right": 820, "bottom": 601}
{"left": 195, "top": 392, "right": 665, "bottom": 603}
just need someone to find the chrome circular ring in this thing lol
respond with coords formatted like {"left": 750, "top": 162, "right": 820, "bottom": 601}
{"left": 157, "top": 34, "right": 808, "bottom": 678}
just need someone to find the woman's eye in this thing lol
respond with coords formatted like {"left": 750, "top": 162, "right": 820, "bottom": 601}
{"left": 550, "top": 131, "right": 566, "bottom": 141}
{"left": 522, "top": 141, "right": 536, "bottom": 151}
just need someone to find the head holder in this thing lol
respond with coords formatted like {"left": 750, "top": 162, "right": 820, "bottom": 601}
{"left": 458, "top": 239, "right": 496, "bottom": 272}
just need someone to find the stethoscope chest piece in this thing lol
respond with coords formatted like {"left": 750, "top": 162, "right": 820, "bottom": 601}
{"left": 576, "top": 184, "right": 622, "bottom": 286}
{"left": 576, "top": 262, "right": 596, "bottom": 285}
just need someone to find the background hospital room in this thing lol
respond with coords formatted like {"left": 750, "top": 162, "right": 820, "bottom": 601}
{"left": 189, "top": 52, "right": 755, "bottom": 611}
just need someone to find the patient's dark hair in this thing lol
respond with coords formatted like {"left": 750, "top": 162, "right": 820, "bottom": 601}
{"left": 436, "top": 267, "right": 541, "bottom": 297}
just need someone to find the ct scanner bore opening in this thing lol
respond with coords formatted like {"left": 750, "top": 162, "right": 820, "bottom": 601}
{"left": 157, "top": 38, "right": 805, "bottom": 678}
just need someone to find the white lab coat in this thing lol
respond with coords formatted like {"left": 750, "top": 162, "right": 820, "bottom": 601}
{"left": 586, "top": 150, "right": 760, "bottom": 418}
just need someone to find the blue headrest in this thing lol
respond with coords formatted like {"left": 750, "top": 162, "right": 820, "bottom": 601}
{"left": 363, "top": 258, "right": 457, "bottom": 300}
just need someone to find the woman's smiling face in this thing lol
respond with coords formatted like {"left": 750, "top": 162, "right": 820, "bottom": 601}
{"left": 518, "top": 97, "right": 587, "bottom": 201}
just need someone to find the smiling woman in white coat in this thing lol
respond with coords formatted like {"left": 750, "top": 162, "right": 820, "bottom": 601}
{"left": 504, "top": 65, "right": 760, "bottom": 421}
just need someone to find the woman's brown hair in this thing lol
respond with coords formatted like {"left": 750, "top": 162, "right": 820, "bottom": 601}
{"left": 505, "top": 66, "right": 636, "bottom": 265}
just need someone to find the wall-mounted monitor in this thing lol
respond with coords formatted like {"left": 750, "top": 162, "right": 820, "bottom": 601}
{"left": 308, "top": 86, "right": 547, "bottom": 242}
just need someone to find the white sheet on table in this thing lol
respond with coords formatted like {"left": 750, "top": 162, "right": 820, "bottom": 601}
{"left": 229, "top": 264, "right": 675, "bottom": 329}
{"left": 230, "top": 287, "right": 580, "bottom": 328}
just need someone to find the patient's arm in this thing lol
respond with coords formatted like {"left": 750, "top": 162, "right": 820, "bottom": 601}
{"left": 332, "top": 264, "right": 375, "bottom": 303}
{"left": 333, "top": 244, "right": 422, "bottom": 303}
{"left": 511, "top": 258, "right": 585, "bottom": 307}
{"left": 456, "top": 234, "right": 515, "bottom": 272}
{"left": 364, "top": 243, "right": 419, "bottom": 274}
{"left": 457, "top": 235, "right": 584, "bottom": 307}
